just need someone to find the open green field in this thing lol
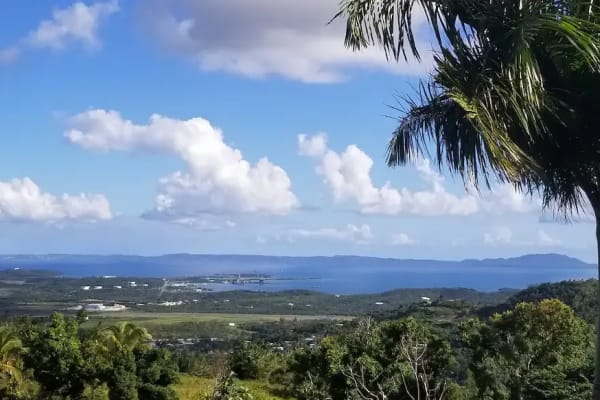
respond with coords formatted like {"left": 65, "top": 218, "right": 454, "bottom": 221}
{"left": 175, "top": 375, "right": 288, "bottom": 400}
{"left": 81, "top": 311, "right": 354, "bottom": 339}
{"left": 85, "top": 311, "right": 353, "bottom": 325}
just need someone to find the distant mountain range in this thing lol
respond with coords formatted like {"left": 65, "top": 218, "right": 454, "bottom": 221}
{"left": 0, "top": 253, "right": 593, "bottom": 278}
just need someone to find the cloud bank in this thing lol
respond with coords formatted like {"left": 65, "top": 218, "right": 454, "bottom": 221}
{"left": 139, "top": 0, "right": 432, "bottom": 83}
{"left": 66, "top": 109, "right": 298, "bottom": 218}
{"left": 0, "top": 178, "right": 111, "bottom": 222}
{"left": 299, "top": 133, "right": 540, "bottom": 217}
{"left": 1, "top": 0, "right": 119, "bottom": 63}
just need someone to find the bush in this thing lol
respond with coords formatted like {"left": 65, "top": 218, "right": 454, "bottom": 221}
{"left": 138, "top": 383, "right": 179, "bottom": 400}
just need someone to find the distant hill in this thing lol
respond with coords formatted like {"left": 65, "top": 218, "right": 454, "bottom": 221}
{"left": 0, "top": 253, "right": 592, "bottom": 278}
{"left": 478, "top": 279, "right": 598, "bottom": 323}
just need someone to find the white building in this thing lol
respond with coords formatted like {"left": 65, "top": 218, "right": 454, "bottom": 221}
{"left": 81, "top": 286, "right": 90, "bottom": 291}
{"left": 84, "top": 303, "right": 127, "bottom": 312}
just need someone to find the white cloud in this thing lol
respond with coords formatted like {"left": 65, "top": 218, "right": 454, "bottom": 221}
{"left": 139, "top": 0, "right": 432, "bottom": 83}
{"left": 299, "top": 133, "right": 543, "bottom": 217}
{"left": 27, "top": 0, "right": 119, "bottom": 50}
{"left": 287, "top": 223, "right": 373, "bottom": 244}
{"left": 477, "top": 184, "right": 540, "bottom": 214}
{"left": 154, "top": 216, "right": 237, "bottom": 231}
{"left": 1, "top": 1, "right": 118, "bottom": 64}
{"left": 483, "top": 226, "right": 513, "bottom": 246}
{"left": 66, "top": 109, "right": 298, "bottom": 218}
{"left": 390, "top": 233, "right": 416, "bottom": 246}
{"left": 299, "top": 133, "right": 479, "bottom": 216}
{"left": 0, "top": 178, "right": 111, "bottom": 222}
{"left": 537, "top": 230, "right": 562, "bottom": 247}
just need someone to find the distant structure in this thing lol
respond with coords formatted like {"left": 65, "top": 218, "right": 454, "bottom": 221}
{"left": 158, "top": 301, "right": 183, "bottom": 307}
{"left": 83, "top": 303, "right": 126, "bottom": 312}
{"left": 81, "top": 286, "right": 90, "bottom": 291}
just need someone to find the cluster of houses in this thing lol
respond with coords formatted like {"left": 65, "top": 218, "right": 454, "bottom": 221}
{"left": 80, "top": 281, "right": 150, "bottom": 291}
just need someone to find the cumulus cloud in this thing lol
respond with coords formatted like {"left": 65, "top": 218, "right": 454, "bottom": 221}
{"left": 0, "top": 178, "right": 112, "bottom": 222}
{"left": 27, "top": 0, "right": 119, "bottom": 50}
{"left": 66, "top": 109, "right": 298, "bottom": 218}
{"left": 299, "top": 133, "right": 542, "bottom": 217}
{"left": 483, "top": 226, "right": 513, "bottom": 246}
{"left": 2, "top": 1, "right": 118, "bottom": 63}
{"left": 287, "top": 224, "right": 373, "bottom": 244}
{"left": 390, "top": 233, "right": 416, "bottom": 246}
{"left": 477, "top": 184, "right": 540, "bottom": 214}
{"left": 299, "top": 133, "right": 479, "bottom": 216}
{"left": 138, "top": 0, "right": 432, "bottom": 83}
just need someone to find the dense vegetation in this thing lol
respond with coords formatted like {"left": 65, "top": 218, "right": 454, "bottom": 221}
{"left": 0, "top": 279, "right": 594, "bottom": 399}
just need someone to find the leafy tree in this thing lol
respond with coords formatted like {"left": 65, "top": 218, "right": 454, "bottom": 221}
{"left": 105, "top": 348, "right": 138, "bottom": 400}
{"left": 463, "top": 299, "right": 593, "bottom": 399}
{"left": 135, "top": 347, "right": 179, "bottom": 400}
{"left": 334, "top": 1, "right": 600, "bottom": 395}
{"left": 228, "top": 343, "right": 261, "bottom": 380}
{"left": 287, "top": 317, "right": 456, "bottom": 400}
{"left": 0, "top": 325, "right": 25, "bottom": 398}
{"left": 21, "top": 313, "right": 89, "bottom": 399}
{"left": 227, "top": 343, "right": 281, "bottom": 381}
{"left": 100, "top": 321, "right": 151, "bottom": 352}
{"left": 206, "top": 370, "right": 254, "bottom": 400}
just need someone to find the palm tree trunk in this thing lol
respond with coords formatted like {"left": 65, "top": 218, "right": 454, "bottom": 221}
{"left": 581, "top": 185, "right": 600, "bottom": 400}
{"left": 592, "top": 203, "right": 600, "bottom": 400}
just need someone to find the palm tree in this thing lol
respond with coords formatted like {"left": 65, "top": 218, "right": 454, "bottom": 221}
{"left": 334, "top": 0, "right": 600, "bottom": 396}
{"left": 100, "top": 321, "right": 152, "bottom": 352}
{"left": 0, "top": 326, "right": 25, "bottom": 393}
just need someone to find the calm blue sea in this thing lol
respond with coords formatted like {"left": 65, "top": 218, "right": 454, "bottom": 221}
{"left": 189, "top": 265, "right": 595, "bottom": 294}
{"left": 2, "top": 255, "right": 595, "bottom": 294}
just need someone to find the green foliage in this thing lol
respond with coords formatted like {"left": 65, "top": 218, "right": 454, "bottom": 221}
{"left": 15, "top": 312, "right": 179, "bottom": 400}
{"left": 228, "top": 343, "right": 282, "bottom": 382}
{"left": 136, "top": 347, "right": 180, "bottom": 387}
{"left": 21, "top": 312, "right": 88, "bottom": 398}
{"left": 138, "top": 383, "right": 178, "bottom": 400}
{"left": 208, "top": 371, "right": 254, "bottom": 400}
{"left": 0, "top": 325, "right": 26, "bottom": 398}
{"left": 228, "top": 344, "right": 261, "bottom": 380}
{"left": 493, "top": 279, "right": 597, "bottom": 323}
{"left": 82, "top": 382, "right": 110, "bottom": 400}
{"left": 284, "top": 317, "right": 456, "bottom": 400}
{"left": 463, "top": 299, "right": 593, "bottom": 399}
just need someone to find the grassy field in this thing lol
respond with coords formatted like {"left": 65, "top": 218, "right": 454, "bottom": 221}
{"left": 80, "top": 311, "right": 353, "bottom": 339}
{"left": 174, "top": 375, "right": 288, "bottom": 400}
{"left": 85, "top": 311, "right": 352, "bottom": 325}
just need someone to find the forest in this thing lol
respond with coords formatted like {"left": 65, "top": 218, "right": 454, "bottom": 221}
{"left": 0, "top": 279, "right": 594, "bottom": 400}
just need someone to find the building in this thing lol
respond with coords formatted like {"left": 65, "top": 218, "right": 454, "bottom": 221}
{"left": 83, "top": 303, "right": 127, "bottom": 312}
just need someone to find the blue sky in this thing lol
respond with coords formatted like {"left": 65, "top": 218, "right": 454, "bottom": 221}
{"left": 0, "top": 0, "right": 595, "bottom": 261}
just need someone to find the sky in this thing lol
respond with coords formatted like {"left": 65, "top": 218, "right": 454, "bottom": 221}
{"left": 0, "top": 0, "right": 595, "bottom": 261}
